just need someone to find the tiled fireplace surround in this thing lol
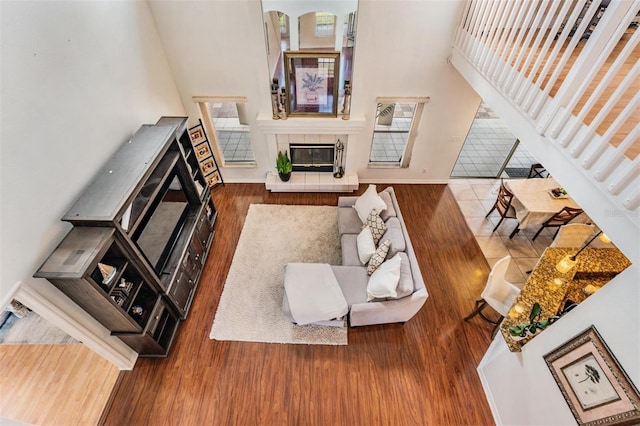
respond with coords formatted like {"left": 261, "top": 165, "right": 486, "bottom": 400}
{"left": 258, "top": 115, "right": 364, "bottom": 192}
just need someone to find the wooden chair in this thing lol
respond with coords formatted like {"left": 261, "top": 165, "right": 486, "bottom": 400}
{"left": 464, "top": 256, "right": 521, "bottom": 338}
{"left": 532, "top": 206, "right": 584, "bottom": 240}
{"left": 527, "top": 163, "right": 548, "bottom": 178}
{"left": 485, "top": 179, "right": 518, "bottom": 233}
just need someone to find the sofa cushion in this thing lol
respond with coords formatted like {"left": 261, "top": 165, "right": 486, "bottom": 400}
{"left": 331, "top": 265, "right": 369, "bottom": 306}
{"left": 364, "top": 209, "right": 386, "bottom": 244}
{"left": 369, "top": 253, "right": 414, "bottom": 301}
{"left": 341, "top": 234, "right": 361, "bottom": 266}
{"left": 354, "top": 184, "right": 387, "bottom": 223}
{"left": 381, "top": 217, "right": 406, "bottom": 258}
{"left": 356, "top": 226, "right": 376, "bottom": 265}
{"left": 367, "top": 253, "right": 402, "bottom": 301}
{"left": 367, "top": 240, "right": 390, "bottom": 275}
{"left": 395, "top": 252, "right": 414, "bottom": 299}
{"left": 378, "top": 189, "right": 397, "bottom": 221}
{"left": 338, "top": 207, "right": 363, "bottom": 235}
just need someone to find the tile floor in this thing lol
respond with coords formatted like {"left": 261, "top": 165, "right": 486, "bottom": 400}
{"left": 369, "top": 103, "right": 414, "bottom": 164}
{"left": 448, "top": 177, "right": 556, "bottom": 287}
{"left": 451, "top": 119, "right": 538, "bottom": 178}
{"left": 210, "top": 103, "right": 255, "bottom": 163}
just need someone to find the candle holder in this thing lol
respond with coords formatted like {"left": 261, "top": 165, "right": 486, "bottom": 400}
{"left": 271, "top": 78, "right": 280, "bottom": 120}
{"left": 333, "top": 139, "right": 344, "bottom": 178}
{"left": 342, "top": 79, "right": 351, "bottom": 120}
{"left": 279, "top": 87, "right": 288, "bottom": 120}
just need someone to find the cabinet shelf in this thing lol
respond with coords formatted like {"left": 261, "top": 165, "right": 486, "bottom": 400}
{"left": 35, "top": 117, "right": 216, "bottom": 357}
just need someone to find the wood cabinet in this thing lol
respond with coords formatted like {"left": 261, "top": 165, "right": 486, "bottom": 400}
{"left": 35, "top": 117, "right": 217, "bottom": 357}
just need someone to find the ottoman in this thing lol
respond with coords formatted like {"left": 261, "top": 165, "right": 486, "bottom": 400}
{"left": 282, "top": 263, "right": 348, "bottom": 326}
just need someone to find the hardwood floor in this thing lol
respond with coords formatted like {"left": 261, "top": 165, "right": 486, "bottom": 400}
{"left": 101, "top": 184, "right": 496, "bottom": 425}
{"left": 0, "top": 344, "right": 119, "bottom": 425}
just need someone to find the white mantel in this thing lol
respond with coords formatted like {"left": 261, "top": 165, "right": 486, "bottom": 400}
{"left": 256, "top": 113, "right": 365, "bottom": 134}
{"left": 256, "top": 114, "right": 365, "bottom": 192}
{"left": 256, "top": 113, "right": 365, "bottom": 172}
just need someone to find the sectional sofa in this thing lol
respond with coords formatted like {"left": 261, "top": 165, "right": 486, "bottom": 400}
{"left": 282, "top": 185, "right": 428, "bottom": 327}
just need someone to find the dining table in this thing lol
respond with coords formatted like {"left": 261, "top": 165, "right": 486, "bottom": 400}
{"left": 505, "top": 178, "right": 585, "bottom": 229}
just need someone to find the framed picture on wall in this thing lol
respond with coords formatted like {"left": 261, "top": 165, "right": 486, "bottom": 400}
{"left": 189, "top": 125, "right": 206, "bottom": 145}
{"left": 205, "top": 170, "right": 222, "bottom": 188}
{"left": 194, "top": 142, "right": 211, "bottom": 161}
{"left": 544, "top": 326, "right": 640, "bottom": 425}
{"left": 284, "top": 51, "right": 340, "bottom": 117}
{"left": 200, "top": 158, "right": 215, "bottom": 175}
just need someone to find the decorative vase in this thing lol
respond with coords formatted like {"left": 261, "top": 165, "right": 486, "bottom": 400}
{"left": 279, "top": 172, "right": 291, "bottom": 182}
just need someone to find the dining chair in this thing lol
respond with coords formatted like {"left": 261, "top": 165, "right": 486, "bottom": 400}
{"left": 527, "top": 163, "right": 548, "bottom": 178}
{"left": 532, "top": 206, "right": 585, "bottom": 240}
{"left": 485, "top": 179, "right": 518, "bottom": 233}
{"left": 550, "top": 223, "right": 596, "bottom": 248}
{"left": 464, "top": 256, "right": 521, "bottom": 338}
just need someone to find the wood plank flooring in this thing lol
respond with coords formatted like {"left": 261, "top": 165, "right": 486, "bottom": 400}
{"left": 0, "top": 344, "right": 120, "bottom": 425}
{"left": 101, "top": 184, "right": 496, "bottom": 425}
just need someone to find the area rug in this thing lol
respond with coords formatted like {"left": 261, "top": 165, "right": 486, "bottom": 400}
{"left": 209, "top": 204, "right": 347, "bottom": 345}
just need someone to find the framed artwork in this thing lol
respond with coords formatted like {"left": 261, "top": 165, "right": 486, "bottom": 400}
{"left": 284, "top": 51, "right": 340, "bottom": 117}
{"left": 544, "top": 326, "right": 640, "bottom": 425}
{"left": 200, "top": 158, "right": 215, "bottom": 175}
{"left": 189, "top": 125, "right": 205, "bottom": 145}
{"left": 205, "top": 170, "right": 222, "bottom": 188}
{"left": 194, "top": 142, "right": 211, "bottom": 161}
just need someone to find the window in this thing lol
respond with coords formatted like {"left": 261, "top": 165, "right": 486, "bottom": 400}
{"left": 194, "top": 97, "right": 256, "bottom": 167}
{"left": 369, "top": 97, "right": 429, "bottom": 168}
{"left": 278, "top": 12, "right": 289, "bottom": 36}
{"left": 315, "top": 12, "right": 335, "bottom": 38}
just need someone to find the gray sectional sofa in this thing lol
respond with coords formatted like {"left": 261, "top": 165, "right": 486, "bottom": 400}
{"left": 282, "top": 186, "right": 428, "bottom": 327}
{"left": 333, "top": 186, "right": 428, "bottom": 326}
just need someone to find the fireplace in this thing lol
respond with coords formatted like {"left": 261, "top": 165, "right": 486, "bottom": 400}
{"left": 289, "top": 144, "right": 335, "bottom": 172}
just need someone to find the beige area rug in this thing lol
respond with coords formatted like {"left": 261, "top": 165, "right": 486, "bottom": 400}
{"left": 209, "top": 204, "right": 347, "bottom": 345}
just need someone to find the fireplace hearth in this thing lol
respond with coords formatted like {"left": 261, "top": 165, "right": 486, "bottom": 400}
{"left": 289, "top": 144, "right": 335, "bottom": 172}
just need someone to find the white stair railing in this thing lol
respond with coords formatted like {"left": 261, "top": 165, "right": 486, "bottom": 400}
{"left": 451, "top": 0, "right": 640, "bottom": 256}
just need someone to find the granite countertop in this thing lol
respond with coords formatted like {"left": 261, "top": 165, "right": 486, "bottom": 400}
{"left": 500, "top": 247, "right": 631, "bottom": 352}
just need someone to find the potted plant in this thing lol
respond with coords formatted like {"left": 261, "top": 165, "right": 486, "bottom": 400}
{"left": 302, "top": 72, "right": 324, "bottom": 102}
{"left": 276, "top": 151, "right": 292, "bottom": 182}
{"left": 508, "top": 302, "right": 559, "bottom": 340}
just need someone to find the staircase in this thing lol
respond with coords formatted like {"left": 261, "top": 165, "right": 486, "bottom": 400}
{"left": 450, "top": 0, "right": 639, "bottom": 262}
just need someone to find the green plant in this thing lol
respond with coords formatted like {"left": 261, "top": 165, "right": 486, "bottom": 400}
{"left": 508, "top": 302, "right": 559, "bottom": 337}
{"left": 276, "top": 151, "right": 292, "bottom": 174}
{"left": 301, "top": 73, "right": 324, "bottom": 91}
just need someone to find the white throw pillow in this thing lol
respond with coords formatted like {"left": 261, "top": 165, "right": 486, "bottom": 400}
{"left": 356, "top": 226, "right": 376, "bottom": 265}
{"left": 353, "top": 184, "right": 387, "bottom": 223}
{"left": 366, "top": 253, "right": 402, "bottom": 301}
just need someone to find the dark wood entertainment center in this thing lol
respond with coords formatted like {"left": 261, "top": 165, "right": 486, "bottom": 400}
{"left": 35, "top": 116, "right": 216, "bottom": 356}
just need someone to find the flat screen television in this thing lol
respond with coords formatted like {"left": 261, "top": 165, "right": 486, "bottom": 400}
{"left": 133, "top": 172, "right": 190, "bottom": 275}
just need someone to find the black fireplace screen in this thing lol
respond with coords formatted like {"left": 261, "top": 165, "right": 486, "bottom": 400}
{"left": 289, "top": 144, "right": 335, "bottom": 172}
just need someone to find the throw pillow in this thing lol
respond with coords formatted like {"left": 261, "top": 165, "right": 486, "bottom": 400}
{"left": 394, "top": 252, "right": 414, "bottom": 299}
{"left": 356, "top": 226, "right": 376, "bottom": 265}
{"left": 379, "top": 217, "right": 405, "bottom": 258}
{"left": 364, "top": 209, "right": 386, "bottom": 245}
{"left": 353, "top": 184, "right": 387, "bottom": 223}
{"left": 378, "top": 189, "right": 397, "bottom": 221}
{"left": 366, "top": 253, "right": 402, "bottom": 301}
{"left": 367, "top": 240, "right": 390, "bottom": 275}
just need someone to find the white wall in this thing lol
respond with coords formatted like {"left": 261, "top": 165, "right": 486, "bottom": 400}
{"left": 0, "top": 1, "right": 185, "bottom": 308}
{"left": 149, "top": 0, "right": 479, "bottom": 184}
{"left": 350, "top": 0, "right": 481, "bottom": 183}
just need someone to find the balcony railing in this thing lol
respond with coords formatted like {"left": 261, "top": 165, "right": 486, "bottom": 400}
{"left": 452, "top": 0, "right": 639, "bottom": 213}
